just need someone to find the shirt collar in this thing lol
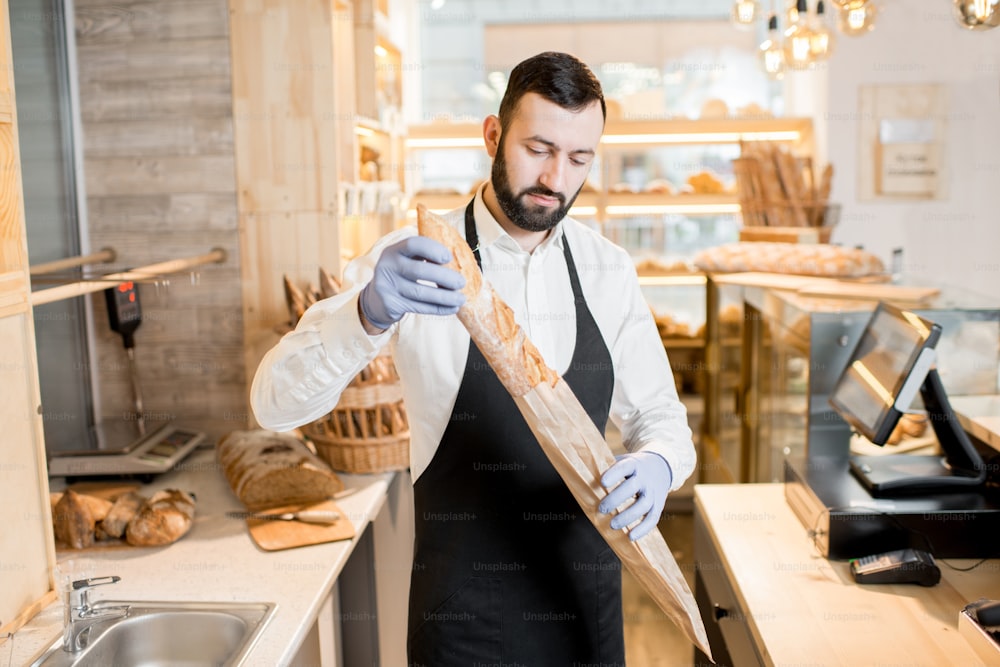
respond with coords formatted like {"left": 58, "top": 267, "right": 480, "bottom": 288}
{"left": 472, "top": 183, "right": 566, "bottom": 256}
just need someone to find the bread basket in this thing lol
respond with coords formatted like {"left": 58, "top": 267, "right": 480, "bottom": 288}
{"left": 732, "top": 145, "right": 839, "bottom": 243}
{"left": 282, "top": 269, "right": 410, "bottom": 474}
{"left": 301, "top": 352, "right": 410, "bottom": 474}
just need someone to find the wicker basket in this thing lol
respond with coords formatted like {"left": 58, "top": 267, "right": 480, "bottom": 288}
{"left": 732, "top": 155, "right": 839, "bottom": 234}
{"left": 301, "top": 354, "right": 410, "bottom": 474}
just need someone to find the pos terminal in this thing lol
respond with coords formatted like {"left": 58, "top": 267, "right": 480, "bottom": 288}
{"left": 784, "top": 301, "right": 1000, "bottom": 560}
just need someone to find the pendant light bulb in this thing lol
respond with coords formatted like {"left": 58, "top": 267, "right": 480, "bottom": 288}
{"left": 759, "top": 13, "right": 786, "bottom": 80}
{"left": 810, "top": 0, "right": 835, "bottom": 60}
{"left": 731, "top": 0, "right": 761, "bottom": 29}
{"left": 952, "top": 0, "right": 1000, "bottom": 30}
{"left": 783, "top": 0, "right": 816, "bottom": 69}
{"left": 837, "top": 0, "right": 878, "bottom": 36}
{"left": 830, "top": 0, "right": 867, "bottom": 7}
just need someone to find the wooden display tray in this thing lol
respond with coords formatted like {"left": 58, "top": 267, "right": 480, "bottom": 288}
{"left": 739, "top": 225, "right": 833, "bottom": 244}
{"left": 245, "top": 500, "right": 354, "bottom": 552}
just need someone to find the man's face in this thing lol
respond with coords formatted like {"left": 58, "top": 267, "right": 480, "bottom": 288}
{"left": 490, "top": 93, "right": 603, "bottom": 233}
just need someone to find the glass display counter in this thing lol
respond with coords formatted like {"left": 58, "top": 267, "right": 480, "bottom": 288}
{"left": 638, "top": 273, "right": 707, "bottom": 397}
{"left": 727, "top": 283, "right": 1000, "bottom": 483}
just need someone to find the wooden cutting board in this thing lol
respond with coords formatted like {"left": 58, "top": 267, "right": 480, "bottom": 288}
{"left": 246, "top": 500, "right": 355, "bottom": 552}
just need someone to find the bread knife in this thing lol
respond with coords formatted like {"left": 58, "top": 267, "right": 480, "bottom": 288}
{"left": 227, "top": 509, "right": 342, "bottom": 524}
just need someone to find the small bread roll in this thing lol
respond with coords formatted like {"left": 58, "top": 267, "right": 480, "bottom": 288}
{"left": 100, "top": 491, "right": 146, "bottom": 539}
{"left": 125, "top": 489, "right": 196, "bottom": 547}
{"left": 53, "top": 490, "right": 96, "bottom": 550}
{"left": 77, "top": 494, "right": 112, "bottom": 523}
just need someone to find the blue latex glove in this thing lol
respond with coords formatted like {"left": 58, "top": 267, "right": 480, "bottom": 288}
{"left": 598, "top": 452, "right": 673, "bottom": 541}
{"left": 359, "top": 236, "right": 467, "bottom": 331}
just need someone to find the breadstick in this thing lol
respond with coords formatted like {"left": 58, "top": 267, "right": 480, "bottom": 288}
{"left": 416, "top": 204, "right": 558, "bottom": 397}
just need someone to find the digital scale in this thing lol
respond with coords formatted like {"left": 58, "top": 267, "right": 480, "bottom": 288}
{"left": 47, "top": 421, "right": 206, "bottom": 481}
{"left": 46, "top": 280, "right": 206, "bottom": 481}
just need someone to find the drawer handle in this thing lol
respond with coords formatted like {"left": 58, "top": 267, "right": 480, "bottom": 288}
{"left": 713, "top": 604, "right": 729, "bottom": 621}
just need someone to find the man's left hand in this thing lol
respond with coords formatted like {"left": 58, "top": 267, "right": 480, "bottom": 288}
{"left": 598, "top": 452, "right": 673, "bottom": 541}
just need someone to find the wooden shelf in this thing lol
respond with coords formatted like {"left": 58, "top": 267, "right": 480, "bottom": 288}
{"left": 662, "top": 337, "right": 704, "bottom": 349}
{"left": 405, "top": 118, "right": 814, "bottom": 223}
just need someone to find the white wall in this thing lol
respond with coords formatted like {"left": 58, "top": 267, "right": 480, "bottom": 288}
{"left": 823, "top": 0, "right": 1000, "bottom": 299}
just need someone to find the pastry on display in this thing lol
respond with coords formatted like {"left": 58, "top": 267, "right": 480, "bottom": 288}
{"left": 644, "top": 179, "right": 676, "bottom": 194}
{"left": 652, "top": 311, "right": 693, "bottom": 339}
{"left": 611, "top": 182, "right": 638, "bottom": 193}
{"left": 634, "top": 257, "right": 693, "bottom": 275}
{"left": 693, "top": 241, "right": 885, "bottom": 278}
{"left": 699, "top": 98, "right": 729, "bottom": 119}
{"left": 685, "top": 171, "right": 726, "bottom": 194}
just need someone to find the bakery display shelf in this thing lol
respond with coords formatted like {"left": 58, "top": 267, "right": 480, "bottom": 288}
{"left": 409, "top": 191, "right": 602, "bottom": 217}
{"left": 662, "top": 337, "right": 704, "bottom": 349}
{"left": 604, "top": 192, "right": 739, "bottom": 215}
{"left": 405, "top": 118, "right": 814, "bottom": 219}
{"left": 406, "top": 117, "right": 813, "bottom": 148}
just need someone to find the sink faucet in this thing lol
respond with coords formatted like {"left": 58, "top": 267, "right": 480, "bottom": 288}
{"left": 63, "top": 575, "right": 130, "bottom": 652}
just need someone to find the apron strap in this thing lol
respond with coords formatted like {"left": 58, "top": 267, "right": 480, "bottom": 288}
{"left": 464, "top": 197, "right": 584, "bottom": 307}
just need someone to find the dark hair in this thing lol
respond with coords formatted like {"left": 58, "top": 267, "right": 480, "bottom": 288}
{"left": 496, "top": 51, "right": 606, "bottom": 133}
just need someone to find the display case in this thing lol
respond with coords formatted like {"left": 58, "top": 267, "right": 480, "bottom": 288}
{"left": 700, "top": 275, "right": 747, "bottom": 483}
{"left": 639, "top": 273, "right": 708, "bottom": 395}
{"left": 730, "top": 284, "right": 1000, "bottom": 484}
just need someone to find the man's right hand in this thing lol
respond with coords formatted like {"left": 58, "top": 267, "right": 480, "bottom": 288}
{"left": 359, "top": 236, "right": 467, "bottom": 331}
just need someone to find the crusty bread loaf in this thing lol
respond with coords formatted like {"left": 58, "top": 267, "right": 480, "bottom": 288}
{"left": 126, "top": 489, "right": 196, "bottom": 547}
{"left": 100, "top": 490, "right": 146, "bottom": 539}
{"left": 217, "top": 429, "right": 344, "bottom": 510}
{"left": 53, "top": 490, "right": 96, "bottom": 549}
{"left": 416, "top": 204, "right": 558, "bottom": 397}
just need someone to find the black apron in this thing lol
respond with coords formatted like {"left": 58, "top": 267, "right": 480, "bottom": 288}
{"left": 407, "top": 201, "right": 624, "bottom": 666}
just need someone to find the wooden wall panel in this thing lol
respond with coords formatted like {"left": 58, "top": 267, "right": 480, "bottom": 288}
{"left": 228, "top": 0, "right": 341, "bottom": 215}
{"left": 76, "top": 0, "right": 245, "bottom": 439}
{"left": 229, "top": 0, "right": 353, "bottom": 414}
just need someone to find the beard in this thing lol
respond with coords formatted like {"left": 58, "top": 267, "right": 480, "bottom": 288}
{"left": 491, "top": 138, "right": 583, "bottom": 233}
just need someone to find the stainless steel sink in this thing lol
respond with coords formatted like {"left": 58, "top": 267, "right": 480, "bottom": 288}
{"left": 28, "top": 600, "right": 276, "bottom": 667}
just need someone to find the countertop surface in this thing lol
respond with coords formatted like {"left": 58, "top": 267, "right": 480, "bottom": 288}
{"left": 696, "top": 483, "right": 1000, "bottom": 666}
{"left": 952, "top": 394, "right": 1000, "bottom": 452}
{"left": 10, "top": 446, "right": 396, "bottom": 667}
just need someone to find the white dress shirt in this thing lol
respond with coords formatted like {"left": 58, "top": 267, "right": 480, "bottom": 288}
{"left": 250, "top": 190, "right": 695, "bottom": 487}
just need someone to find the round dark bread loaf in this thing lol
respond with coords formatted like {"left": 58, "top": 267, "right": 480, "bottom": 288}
{"left": 217, "top": 429, "right": 344, "bottom": 510}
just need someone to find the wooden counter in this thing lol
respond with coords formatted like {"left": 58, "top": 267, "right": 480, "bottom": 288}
{"left": 9, "top": 447, "right": 413, "bottom": 667}
{"left": 694, "top": 483, "right": 1000, "bottom": 666}
{"left": 953, "top": 394, "right": 1000, "bottom": 453}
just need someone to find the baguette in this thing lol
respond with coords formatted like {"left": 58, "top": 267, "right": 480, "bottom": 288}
{"left": 417, "top": 206, "right": 711, "bottom": 656}
{"left": 416, "top": 204, "right": 558, "bottom": 397}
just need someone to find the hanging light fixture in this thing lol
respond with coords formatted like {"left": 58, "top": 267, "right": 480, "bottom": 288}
{"left": 731, "top": 0, "right": 761, "bottom": 29}
{"left": 783, "top": 0, "right": 816, "bottom": 69}
{"left": 810, "top": 0, "right": 836, "bottom": 59}
{"left": 760, "top": 12, "right": 786, "bottom": 79}
{"left": 952, "top": 0, "right": 1000, "bottom": 30}
{"left": 837, "top": 0, "right": 877, "bottom": 36}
